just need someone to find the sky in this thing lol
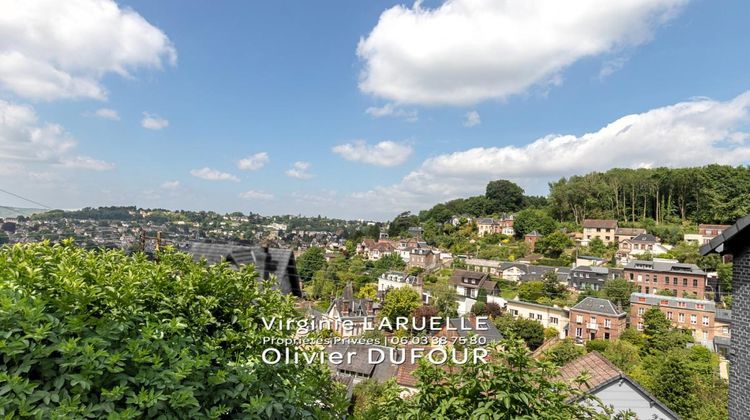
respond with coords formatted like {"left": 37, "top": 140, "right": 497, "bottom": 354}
{"left": 1, "top": 0, "right": 749, "bottom": 221}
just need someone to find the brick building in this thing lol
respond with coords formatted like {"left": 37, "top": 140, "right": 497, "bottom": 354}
{"left": 629, "top": 293, "right": 718, "bottom": 347}
{"left": 568, "top": 297, "right": 627, "bottom": 343}
{"left": 624, "top": 259, "right": 707, "bottom": 299}
{"left": 700, "top": 213, "right": 750, "bottom": 419}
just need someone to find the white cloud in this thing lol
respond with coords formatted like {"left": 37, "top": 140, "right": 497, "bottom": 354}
{"left": 357, "top": 0, "right": 687, "bottom": 105}
{"left": 0, "top": 0, "right": 176, "bottom": 101}
{"left": 285, "top": 161, "right": 314, "bottom": 179}
{"left": 0, "top": 99, "right": 113, "bottom": 170}
{"left": 332, "top": 140, "right": 413, "bottom": 167}
{"left": 84, "top": 107, "right": 120, "bottom": 120}
{"left": 190, "top": 167, "right": 239, "bottom": 182}
{"left": 237, "top": 152, "right": 270, "bottom": 171}
{"left": 599, "top": 57, "right": 629, "bottom": 79}
{"left": 239, "top": 190, "right": 275, "bottom": 200}
{"left": 348, "top": 91, "right": 750, "bottom": 216}
{"left": 365, "top": 103, "right": 418, "bottom": 122}
{"left": 463, "top": 110, "right": 481, "bottom": 127}
{"left": 160, "top": 180, "right": 180, "bottom": 189}
{"left": 60, "top": 156, "right": 114, "bottom": 171}
{"left": 141, "top": 112, "right": 169, "bottom": 130}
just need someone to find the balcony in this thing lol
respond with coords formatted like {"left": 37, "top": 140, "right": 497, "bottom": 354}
{"left": 587, "top": 323, "right": 598, "bottom": 330}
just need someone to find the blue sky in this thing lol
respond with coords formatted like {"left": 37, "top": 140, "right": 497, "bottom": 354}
{"left": 1, "top": 0, "right": 750, "bottom": 220}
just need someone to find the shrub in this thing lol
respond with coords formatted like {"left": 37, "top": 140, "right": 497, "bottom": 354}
{"left": 545, "top": 338, "right": 585, "bottom": 366}
{"left": 586, "top": 339, "right": 610, "bottom": 353}
{"left": 0, "top": 241, "right": 347, "bottom": 418}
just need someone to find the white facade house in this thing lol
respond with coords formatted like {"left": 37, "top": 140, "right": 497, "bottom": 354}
{"left": 506, "top": 300, "right": 570, "bottom": 339}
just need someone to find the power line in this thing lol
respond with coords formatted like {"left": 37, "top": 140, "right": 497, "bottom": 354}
{"left": 0, "top": 188, "right": 52, "bottom": 209}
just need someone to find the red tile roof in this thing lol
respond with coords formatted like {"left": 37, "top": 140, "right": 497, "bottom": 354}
{"left": 557, "top": 351, "right": 621, "bottom": 392}
{"left": 582, "top": 219, "right": 618, "bottom": 229}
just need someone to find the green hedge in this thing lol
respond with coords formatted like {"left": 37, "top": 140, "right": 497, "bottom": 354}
{"left": 0, "top": 241, "right": 346, "bottom": 418}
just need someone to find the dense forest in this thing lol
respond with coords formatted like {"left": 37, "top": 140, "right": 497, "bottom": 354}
{"left": 413, "top": 165, "right": 750, "bottom": 226}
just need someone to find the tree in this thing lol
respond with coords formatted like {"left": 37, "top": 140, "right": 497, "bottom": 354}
{"left": 0, "top": 241, "right": 348, "bottom": 418}
{"left": 373, "top": 253, "right": 406, "bottom": 271}
{"left": 485, "top": 179, "right": 525, "bottom": 214}
{"left": 586, "top": 237, "right": 607, "bottom": 257}
{"left": 534, "top": 230, "right": 573, "bottom": 258}
{"left": 371, "top": 338, "right": 624, "bottom": 419}
{"left": 388, "top": 212, "right": 419, "bottom": 237}
{"left": 518, "top": 281, "right": 545, "bottom": 302}
{"left": 642, "top": 308, "right": 691, "bottom": 353}
{"left": 297, "top": 246, "right": 326, "bottom": 282}
{"left": 514, "top": 208, "right": 557, "bottom": 238}
{"left": 484, "top": 301, "right": 503, "bottom": 319}
{"left": 494, "top": 315, "right": 545, "bottom": 350}
{"left": 602, "top": 340, "right": 641, "bottom": 373}
{"left": 585, "top": 339, "right": 609, "bottom": 353}
{"left": 412, "top": 305, "right": 439, "bottom": 331}
{"left": 651, "top": 351, "right": 699, "bottom": 418}
{"left": 542, "top": 271, "right": 566, "bottom": 300}
{"left": 545, "top": 338, "right": 585, "bottom": 366}
{"left": 380, "top": 287, "right": 422, "bottom": 329}
{"left": 431, "top": 283, "right": 459, "bottom": 320}
{"left": 603, "top": 279, "right": 635, "bottom": 310}
{"left": 357, "top": 283, "right": 378, "bottom": 300}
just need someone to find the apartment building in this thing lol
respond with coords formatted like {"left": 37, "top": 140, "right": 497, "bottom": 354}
{"left": 629, "top": 293, "right": 720, "bottom": 347}
{"left": 568, "top": 297, "right": 627, "bottom": 343}
{"left": 624, "top": 260, "right": 707, "bottom": 299}
{"left": 581, "top": 219, "right": 618, "bottom": 245}
{"left": 506, "top": 299, "right": 570, "bottom": 339}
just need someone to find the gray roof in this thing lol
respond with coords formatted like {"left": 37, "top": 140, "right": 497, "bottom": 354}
{"left": 716, "top": 309, "right": 732, "bottom": 323}
{"left": 573, "top": 265, "right": 610, "bottom": 275}
{"left": 186, "top": 242, "right": 301, "bottom": 296}
{"left": 446, "top": 317, "right": 503, "bottom": 342}
{"left": 630, "top": 293, "right": 715, "bottom": 312}
{"left": 701, "top": 213, "right": 750, "bottom": 256}
{"left": 630, "top": 233, "right": 660, "bottom": 242}
{"left": 624, "top": 259, "right": 705, "bottom": 275}
{"left": 572, "top": 297, "right": 625, "bottom": 317}
{"left": 324, "top": 344, "right": 399, "bottom": 380}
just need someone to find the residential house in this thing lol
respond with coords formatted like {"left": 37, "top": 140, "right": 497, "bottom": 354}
{"left": 464, "top": 258, "right": 503, "bottom": 276}
{"left": 476, "top": 215, "right": 515, "bottom": 237}
{"left": 714, "top": 308, "right": 732, "bottom": 357}
{"left": 506, "top": 299, "right": 570, "bottom": 339}
{"left": 450, "top": 269, "right": 499, "bottom": 299}
{"left": 568, "top": 266, "right": 622, "bottom": 292}
{"left": 324, "top": 282, "right": 379, "bottom": 337}
{"left": 618, "top": 233, "right": 671, "bottom": 263}
{"left": 357, "top": 239, "right": 395, "bottom": 261}
{"left": 630, "top": 293, "right": 719, "bottom": 348}
{"left": 568, "top": 297, "right": 627, "bottom": 343}
{"left": 624, "top": 259, "right": 707, "bottom": 298}
{"left": 558, "top": 352, "right": 679, "bottom": 419}
{"left": 685, "top": 224, "right": 732, "bottom": 245}
{"left": 186, "top": 242, "right": 302, "bottom": 296}
{"left": 581, "top": 219, "right": 618, "bottom": 246}
{"left": 436, "top": 316, "right": 503, "bottom": 343}
{"left": 524, "top": 230, "right": 542, "bottom": 249}
{"left": 408, "top": 248, "right": 439, "bottom": 270}
{"left": 324, "top": 343, "right": 399, "bottom": 396}
{"left": 377, "top": 271, "right": 423, "bottom": 295}
{"left": 575, "top": 255, "right": 606, "bottom": 267}
{"left": 700, "top": 213, "right": 749, "bottom": 418}
{"left": 614, "top": 227, "right": 647, "bottom": 244}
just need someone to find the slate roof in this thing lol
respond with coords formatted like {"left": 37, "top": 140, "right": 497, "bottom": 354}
{"left": 325, "top": 344, "right": 399, "bottom": 381}
{"left": 630, "top": 293, "right": 715, "bottom": 312}
{"left": 624, "top": 259, "right": 706, "bottom": 275}
{"left": 700, "top": 213, "right": 750, "bottom": 256}
{"left": 557, "top": 352, "right": 679, "bottom": 419}
{"left": 716, "top": 309, "right": 732, "bottom": 323}
{"left": 629, "top": 233, "right": 660, "bottom": 243}
{"left": 186, "top": 242, "right": 302, "bottom": 296}
{"left": 615, "top": 227, "right": 647, "bottom": 236}
{"left": 445, "top": 317, "right": 503, "bottom": 342}
{"left": 450, "top": 269, "right": 496, "bottom": 290}
{"left": 571, "top": 297, "right": 625, "bottom": 317}
{"left": 582, "top": 219, "right": 618, "bottom": 229}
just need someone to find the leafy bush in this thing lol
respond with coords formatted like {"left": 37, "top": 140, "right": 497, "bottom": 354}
{"left": 585, "top": 339, "right": 610, "bottom": 353}
{"left": 0, "top": 241, "right": 347, "bottom": 418}
{"left": 545, "top": 339, "right": 585, "bottom": 366}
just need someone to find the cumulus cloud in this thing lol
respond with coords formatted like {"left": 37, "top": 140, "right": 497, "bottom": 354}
{"left": 357, "top": 0, "right": 687, "bottom": 105}
{"left": 141, "top": 112, "right": 169, "bottom": 130}
{"left": 190, "top": 167, "right": 239, "bottom": 182}
{"left": 237, "top": 152, "right": 270, "bottom": 171}
{"left": 332, "top": 140, "right": 413, "bottom": 167}
{"left": 348, "top": 91, "right": 750, "bottom": 216}
{"left": 463, "top": 111, "right": 481, "bottom": 127}
{"left": 160, "top": 180, "right": 180, "bottom": 189}
{"left": 0, "top": 99, "right": 113, "bottom": 170}
{"left": 239, "top": 190, "right": 275, "bottom": 200}
{"left": 285, "top": 161, "right": 314, "bottom": 179}
{"left": 365, "top": 103, "right": 418, "bottom": 122}
{"left": 84, "top": 108, "right": 120, "bottom": 121}
{"left": 0, "top": 0, "right": 176, "bottom": 101}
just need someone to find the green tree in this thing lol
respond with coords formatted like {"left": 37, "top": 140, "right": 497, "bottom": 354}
{"left": 388, "top": 212, "right": 420, "bottom": 237}
{"left": 380, "top": 287, "right": 422, "bottom": 329}
{"left": 602, "top": 340, "right": 641, "bottom": 373}
{"left": 485, "top": 179, "right": 525, "bottom": 214}
{"left": 534, "top": 230, "right": 573, "bottom": 258}
{"left": 545, "top": 338, "right": 586, "bottom": 366}
{"left": 651, "top": 352, "right": 699, "bottom": 418}
{"left": 542, "top": 271, "right": 566, "bottom": 301}
{"left": 371, "top": 338, "right": 623, "bottom": 419}
{"left": 297, "top": 246, "right": 326, "bottom": 282}
{"left": 0, "top": 241, "right": 348, "bottom": 418}
{"left": 357, "top": 283, "right": 378, "bottom": 300}
{"left": 513, "top": 209, "right": 557, "bottom": 238}
{"left": 603, "top": 278, "right": 635, "bottom": 310}
{"left": 518, "top": 281, "right": 545, "bottom": 302}
{"left": 494, "top": 315, "right": 545, "bottom": 350}
{"left": 431, "top": 283, "right": 459, "bottom": 320}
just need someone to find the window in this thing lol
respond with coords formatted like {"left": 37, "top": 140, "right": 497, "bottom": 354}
{"left": 660, "top": 300, "right": 669, "bottom": 305}
{"left": 604, "top": 332, "right": 610, "bottom": 340}
{"left": 667, "top": 311, "right": 673, "bottom": 320}
{"left": 638, "top": 297, "right": 646, "bottom": 303}
{"left": 638, "top": 308, "right": 645, "bottom": 316}
{"left": 629, "top": 273, "right": 634, "bottom": 280}
{"left": 696, "top": 304, "right": 705, "bottom": 310}
{"left": 678, "top": 313, "right": 685, "bottom": 323}
{"left": 550, "top": 317, "right": 559, "bottom": 325}
{"left": 528, "top": 313, "right": 535, "bottom": 319}
{"left": 590, "top": 316, "right": 597, "bottom": 324}
{"left": 664, "top": 277, "right": 669, "bottom": 285}
{"left": 511, "top": 309, "right": 518, "bottom": 316}
{"left": 537, "top": 314, "right": 542, "bottom": 321}
{"left": 693, "top": 279, "right": 698, "bottom": 287}
{"left": 683, "top": 278, "right": 688, "bottom": 286}
{"left": 673, "top": 278, "right": 678, "bottom": 285}
{"left": 575, "top": 328, "right": 582, "bottom": 337}
{"left": 702, "top": 316, "right": 709, "bottom": 326}
{"left": 690, "top": 315, "right": 697, "bottom": 325}
{"left": 637, "top": 322, "right": 644, "bottom": 331}
{"left": 604, "top": 319, "right": 611, "bottom": 328}
{"left": 576, "top": 315, "right": 583, "bottom": 323}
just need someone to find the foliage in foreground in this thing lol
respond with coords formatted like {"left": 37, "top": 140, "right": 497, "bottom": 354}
{"left": 0, "top": 241, "right": 347, "bottom": 418}
{"left": 363, "top": 338, "right": 631, "bottom": 419}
